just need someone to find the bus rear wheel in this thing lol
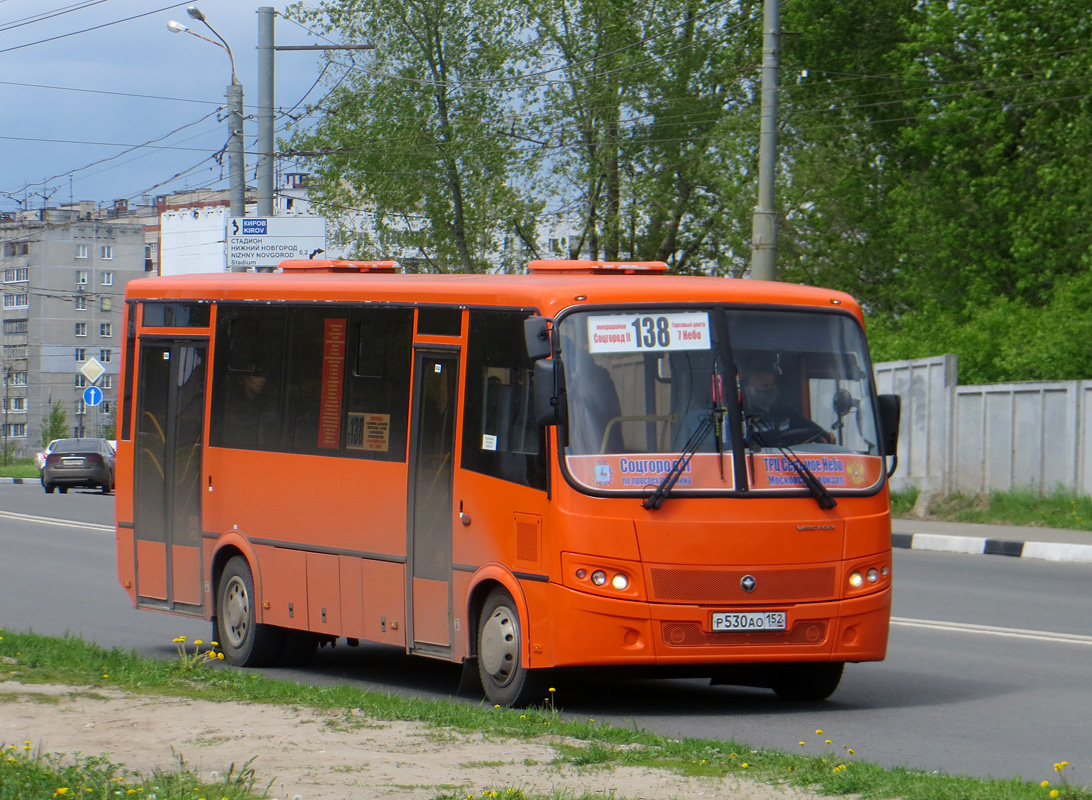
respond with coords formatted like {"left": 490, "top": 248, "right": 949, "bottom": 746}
{"left": 477, "top": 588, "right": 543, "bottom": 707}
{"left": 215, "top": 556, "right": 284, "bottom": 667}
{"left": 769, "top": 662, "right": 844, "bottom": 702}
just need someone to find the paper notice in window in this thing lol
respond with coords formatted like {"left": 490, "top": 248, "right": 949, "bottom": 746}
{"left": 347, "top": 412, "right": 390, "bottom": 452}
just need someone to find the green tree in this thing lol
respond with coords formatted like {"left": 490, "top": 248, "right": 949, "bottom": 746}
{"left": 40, "top": 402, "right": 67, "bottom": 448}
{"left": 285, "top": 0, "right": 540, "bottom": 272}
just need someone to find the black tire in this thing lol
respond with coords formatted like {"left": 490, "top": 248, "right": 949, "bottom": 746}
{"left": 477, "top": 588, "right": 544, "bottom": 707}
{"left": 44, "top": 483, "right": 55, "bottom": 494}
{"left": 58, "top": 486, "right": 68, "bottom": 494}
{"left": 215, "top": 555, "right": 284, "bottom": 667}
{"left": 100, "top": 483, "right": 110, "bottom": 494}
{"left": 770, "top": 662, "right": 844, "bottom": 702}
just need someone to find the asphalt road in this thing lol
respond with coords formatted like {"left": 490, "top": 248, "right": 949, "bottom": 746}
{"left": 1, "top": 482, "right": 1089, "bottom": 787}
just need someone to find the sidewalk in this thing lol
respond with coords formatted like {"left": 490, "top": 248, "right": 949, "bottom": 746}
{"left": 892, "top": 517, "right": 1092, "bottom": 564}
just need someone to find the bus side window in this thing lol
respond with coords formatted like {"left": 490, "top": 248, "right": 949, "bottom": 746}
{"left": 343, "top": 307, "right": 413, "bottom": 461}
{"left": 209, "top": 305, "right": 287, "bottom": 451}
{"left": 462, "top": 310, "right": 547, "bottom": 491}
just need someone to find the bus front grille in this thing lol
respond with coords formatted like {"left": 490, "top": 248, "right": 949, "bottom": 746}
{"left": 649, "top": 566, "right": 836, "bottom": 603}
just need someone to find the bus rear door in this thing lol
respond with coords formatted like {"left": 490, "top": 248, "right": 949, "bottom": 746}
{"left": 406, "top": 347, "right": 460, "bottom": 656}
{"left": 132, "top": 339, "right": 208, "bottom": 614}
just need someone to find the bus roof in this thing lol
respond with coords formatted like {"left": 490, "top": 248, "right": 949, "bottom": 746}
{"left": 123, "top": 268, "right": 863, "bottom": 322}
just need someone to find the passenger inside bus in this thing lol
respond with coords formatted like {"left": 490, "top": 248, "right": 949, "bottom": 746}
{"left": 742, "top": 365, "right": 833, "bottom": 446}
{"left": 223, "top": 362, "right": 277, "bottom": 449}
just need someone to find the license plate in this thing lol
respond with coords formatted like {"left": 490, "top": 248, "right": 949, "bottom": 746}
{"left": 61, "top": 457, "right": 85, "bottom": 466}
{"left": 712, "top": 611, "right": 787, "bottom": 632}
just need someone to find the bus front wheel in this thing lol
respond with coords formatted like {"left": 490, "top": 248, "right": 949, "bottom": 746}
{"left": 769, "top": 662, "right": 844, "bottom": 702}
{"left": 216, "top": 556, "right": 284, "bottom": 667}
{"left": 477, "top": 588, "right": 543, "bottom": 707}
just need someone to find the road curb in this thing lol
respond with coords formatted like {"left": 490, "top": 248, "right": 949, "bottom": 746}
{"left": 892, "top": 531, "right": 1092, "bottom": 564}
{"left": 0, "top": 477, "right": 29, "bottom": 485}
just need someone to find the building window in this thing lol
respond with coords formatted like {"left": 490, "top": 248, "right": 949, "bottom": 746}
{"left": 103, "top": 375, "right": 113, "bottom": 389}
{"left": 73, "top": 425, "right": 86, "bottom": 438}
{"left": 3, "top": 268, "right": 28, "bottom": 283}
{"left": 75, "top": 296, "right": 87, "bottom": 311}
{"left": 7, "top": 371, "right": 27, "bottom": 386}
{"left": 3, "top": 423, "right": 26, "bottom": 438}
{"left": 103, "top": 401, "right": 112, "bottom": 414}
{"left": 101, "top": 270, "right": 113, "bottom": 285}
{"left": 6, "top": 397, "right": 26, "bottom": 412}
{"left": 101, "top": 297, "right": 112, "bottom": 312}
{"left": 100, "top": 322, "right": 112, "bottom": 337}
{"left": 75, "top": 347, "right": 86, "bottom": 362}
{"left": 75, "top": 322, "right": 87, "bottom": 337}
{"left": 3, "top": 344, "right": 27, "bottom": 359}
{"left": 76, "top": 270, "right": 88, "bottom": 284}
{"left": 76, "top": 400, "right": 86, "bottom": 415}
{"left": 75, "top": 374, "right": 86, "bottom": 388}
{"left": 100, "top": 349, "right": 112, "bottom": 362}
{"left": 2, "top": 293, "right": 28, "bottom": 309}
{"left": 101, "top": 246, "right": 113, "bottom": 260}
{"left": 2, "top": 319, "right": 27, "bottom": 335}
{"left": 76, "top": 244, "right": 89, "bottom": 259}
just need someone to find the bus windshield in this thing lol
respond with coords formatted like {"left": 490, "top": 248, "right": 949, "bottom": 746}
{"left": 558, "top": 307, "right": 883, "bottom": 496}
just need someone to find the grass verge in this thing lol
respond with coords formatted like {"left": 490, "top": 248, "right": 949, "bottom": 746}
{"left": 890, "top": 486, "right": 1092, "bottom": 531}
{"left": 0, "top": 458, "right": 39, "bottom": 480}
{"left": 0, "top": 628, "right": 1087, "bottom": 800}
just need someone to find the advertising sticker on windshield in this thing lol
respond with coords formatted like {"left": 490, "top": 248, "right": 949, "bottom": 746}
{"left": 587, "top": 312, "right": 711, "bottom": 353}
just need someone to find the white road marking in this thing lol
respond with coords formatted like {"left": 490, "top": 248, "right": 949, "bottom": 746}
{"left": 892, "top": 616, "right": 1092, "bottom": 646}
{"left": 0, "top": 510, "right": 113, "bottom": 533}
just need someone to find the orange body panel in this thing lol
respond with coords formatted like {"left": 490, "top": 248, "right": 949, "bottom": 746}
{"left": 115, "top": 265, "right": 891, "bottom": 679}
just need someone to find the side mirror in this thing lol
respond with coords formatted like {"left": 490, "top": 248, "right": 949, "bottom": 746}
{"left": 877, "top": 394, "right": 901, "bottom": 458}
{"left": 533, "top": 359, "right": 560, "bottom": 427}
{"left": 524, "top": 316, "right": 552, "bottom": 361}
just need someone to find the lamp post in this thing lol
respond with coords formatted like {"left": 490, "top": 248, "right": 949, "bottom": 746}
{"left": 168, "top": 6, "right": 245, "bottom": 219}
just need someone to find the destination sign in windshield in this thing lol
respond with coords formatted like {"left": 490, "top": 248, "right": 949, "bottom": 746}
{"left": 587, "top": 312, "right": 711, "bottom": 353}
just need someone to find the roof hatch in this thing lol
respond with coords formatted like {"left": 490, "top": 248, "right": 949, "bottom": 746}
{"left": 278, "top": 259, "right": 401, "bottom": 273}
{"left": 528, "top": 260, "right": 668, "bottom": 275}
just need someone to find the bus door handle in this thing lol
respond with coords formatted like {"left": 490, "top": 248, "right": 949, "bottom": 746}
{"left": 459, "top": 500, "right": 471, "bottom": 526}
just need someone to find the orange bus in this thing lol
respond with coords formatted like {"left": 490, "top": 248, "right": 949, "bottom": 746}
{"left": 115, "top": 259, "right": 900, "bottom": 706}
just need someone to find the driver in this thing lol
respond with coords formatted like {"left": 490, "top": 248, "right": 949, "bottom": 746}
{"left": 743, "top": 367, "right": 833, "bottom": 445}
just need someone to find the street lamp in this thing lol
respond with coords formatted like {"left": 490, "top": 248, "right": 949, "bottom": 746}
{"left": 168, "top": 6, "right": 245, "bottom": 220}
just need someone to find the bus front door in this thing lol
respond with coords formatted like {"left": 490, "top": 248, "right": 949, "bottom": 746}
{"left": 407, "top": 349, "right": 459, "bottom": 656}
{"left": 132, "top": 340, "right": 207, "bottom": 615}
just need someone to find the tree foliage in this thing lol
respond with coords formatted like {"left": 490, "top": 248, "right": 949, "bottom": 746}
{"left": 286, "top": 0, "right": 540, "bottom": 272}
{"left": 40, "top": 402, "right": 67, "bottom": 447}
{"left": 288, "top": 0, "right": 1092, "bottom": 380}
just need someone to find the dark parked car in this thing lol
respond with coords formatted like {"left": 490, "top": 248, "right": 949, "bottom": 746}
{"left": 41, "top": 438, "right": 115, "bottom": 494}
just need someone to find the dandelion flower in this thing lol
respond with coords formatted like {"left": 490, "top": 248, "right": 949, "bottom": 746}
{"left": 825, "top": 739, "right": 832, "bottom": 744}
{"left": 799, "top": 741, "right": 806, "bottom": 746}
{"left": 741, "top": 763, "right": 749, "bottom": 769}
{"left": 193, "top": 640, "right": 203, "bottom": 646}
{"left": 1041, "top": 781, "right": 1051, "bottom": 787}
{"left": 816, "top": 729, "right": 823, "bottom": 734}
{"left": 1050, "top": 791, "right": 1060, "bottom": 799}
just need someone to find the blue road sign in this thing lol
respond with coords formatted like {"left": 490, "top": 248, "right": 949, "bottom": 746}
{"left": 83, "top": 385, "right": 103, "bottom": 407}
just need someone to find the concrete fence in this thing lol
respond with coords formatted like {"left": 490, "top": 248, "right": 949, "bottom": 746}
{"left": 874, "top": 354, "right": 1092, "bottom": 497}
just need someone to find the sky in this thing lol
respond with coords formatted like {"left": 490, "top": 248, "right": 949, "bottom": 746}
{"left": 0, "top": 0, "right": 345, "bottom": 214}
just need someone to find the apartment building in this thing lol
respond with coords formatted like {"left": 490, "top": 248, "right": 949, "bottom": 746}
{"left": 1, "top": 211, "right": 146, "bottom": 455}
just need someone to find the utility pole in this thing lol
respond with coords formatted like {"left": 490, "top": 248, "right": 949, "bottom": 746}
{"left": 255, "top": 7, "right": 374, "bottom": 217}
{"left": 749, "top": 0, "right": 781, "bottom": 281}
{"left": 2, "top": 365, "right": 9, "bottom": 466}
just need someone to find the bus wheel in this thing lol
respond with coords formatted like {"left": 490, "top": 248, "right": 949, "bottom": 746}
{"left": 770, "top": 662, "right": 844, "bottom": 702}
{"left": 216, "top": 556, "right": 284, "bottom": 667}
{"left": 477, "top": 588, "right": 543, "bottom": 707}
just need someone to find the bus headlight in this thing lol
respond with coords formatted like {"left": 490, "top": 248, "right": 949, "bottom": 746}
{"left": 591, "top": 570, "right": 607, "bottom": 586}
{"left": 848, "top": 571, "right": 864, "bottom": 589}
{"left": 611, "top": 573, "right": 629, "bottom": 591}
{"left": 867, "top": 568, "right": 880, "bottom": 583}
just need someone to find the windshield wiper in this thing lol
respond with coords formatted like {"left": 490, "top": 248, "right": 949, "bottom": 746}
{"left": 748, "top": 420, "right": 837, "bottom": 510}
{"left": 643, "top": 413, "right": 716, "bottom": 511}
